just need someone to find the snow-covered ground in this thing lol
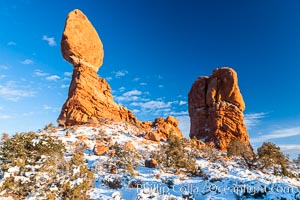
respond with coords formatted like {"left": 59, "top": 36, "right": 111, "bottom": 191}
{"left": 1, "top": 122, "right": 300, "bottom": 199}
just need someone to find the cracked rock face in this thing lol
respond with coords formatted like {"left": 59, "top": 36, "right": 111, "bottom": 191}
{"left": 188, "top": 67, "right": 251, "bottom": 151}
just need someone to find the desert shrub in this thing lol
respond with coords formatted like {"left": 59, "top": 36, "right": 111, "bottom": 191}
{"left": 294, "top": 154, "right": 300, "bottom": 166}
{"left": 196, "top": 144, "right": 220, "bottom": 162}
{"left": 0, "top": 132, "right": 65, "bottom": 169}
{"left": 43, "top": 123, "right": 57, "bottom": 133}
{"left": 0, "top": 132, "right": 94, "bottom": 199}
{"left": 165, "top": 177, "right": 175, "bottom": 188}
{"left": 128, "top": 179, "right": 143, "bottom": 188}
{"left": 227, "top": 139, "right": 250, "bottom": 157}
{"left": 227, "top": 139, "right": 256, "bottom": 169}
{"left": 1, "top": 133, "right": 9, "bottom": 143}
{"left": 60, "top": 151, "right": 95, "bottom": 199}
{"left": 0, "top": 132, "right": 65, "bottom": 198}
{"left": 153, "top": 133, "right": 197, "bottom": 175}
{"left": 94, "top": 142, "right": 139, "bottom": 176}
{"left": 102, "top": 175, "right": 122, "bottom": 189}
{"left": 257, "top": 142, "right": 290, "bottom": 176}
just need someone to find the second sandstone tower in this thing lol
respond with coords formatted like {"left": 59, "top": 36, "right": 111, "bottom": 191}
{"left": 188, "top": 67, "right": 251, "bottom": 151}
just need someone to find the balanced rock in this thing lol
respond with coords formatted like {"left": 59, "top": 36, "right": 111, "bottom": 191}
{"left": 188, "top": 67, "right": 251, "bottom": 151}
{"left": 57, "top": 9, "right": 183, "bottom": 141}
{"left": 57, "top": 9, "right": 140, "bottom": 127}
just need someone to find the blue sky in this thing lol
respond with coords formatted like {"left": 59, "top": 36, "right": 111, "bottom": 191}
{"left": 1, "top": 0, "right": 300, "bottom": 157}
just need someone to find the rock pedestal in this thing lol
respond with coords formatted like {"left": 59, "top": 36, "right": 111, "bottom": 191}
{"left": 57, "top": 9, "right": 140, "bottom": 127}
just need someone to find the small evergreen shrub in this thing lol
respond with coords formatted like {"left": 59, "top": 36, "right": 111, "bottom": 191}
{"left": 257, "top": 142, "right": 290, "bottom": 176}
{"left": 60, "top": 151, "right": 95, "bottom": 199}
{"left": 0, "top": 132, "right": 94, "bottom": 199}
{"left": 227, "top": 138, "right": 255, "bottom": 169}
{"left": 153, "top": 133, "right": 198, "bottom": 175}
{"left": 94, "top": 142, "right": 139, "bottom": 176}
{"left": 1, "top": 133, "right": 9, "bottom": 143}
{"left": 197, "top": 144, "right": 220, "bottom": 162}
{"left": 43, "top": 123, "right": 57, "bottom": 133}
{"left": 128, "top": 179, "right": 143, "bottom": 188}
{"left": 0, "top": 132, "right": 65, "bottom": 198}
{"left": 102, "top": 175, "right": 122, "bottom": 189}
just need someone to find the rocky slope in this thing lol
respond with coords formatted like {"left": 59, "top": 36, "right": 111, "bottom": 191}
{"left": 188, "top": 67, "right": 251, "bottom": 151}
{"left": 1, "top": 123, "right": 299, "bottom": 199}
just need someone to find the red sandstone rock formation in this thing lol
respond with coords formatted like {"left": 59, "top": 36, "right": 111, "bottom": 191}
{"left": 57, "top": 9, "right": 142, "bottom": 127}
{"left": 57, "top": 9, "right": 183, "bottom": 139}
{"left": 153, "top": 116, "right": 182, "bottom": 140}
{"left": 188, "top": 67, "right": 251, "bottom": 151}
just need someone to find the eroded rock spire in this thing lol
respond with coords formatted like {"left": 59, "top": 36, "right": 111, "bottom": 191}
{"left": 188, "top": 67, "right": 251, "bottom": 151}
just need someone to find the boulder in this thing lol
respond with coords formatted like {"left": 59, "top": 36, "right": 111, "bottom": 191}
{"left": 94, "top": 143, "right": 109, "bottom": 156}
{"left": 76, "top": 135, "right": 89, "bottom": 140}
{"left": 61, "top": 9, "right": 103, "bottom": 71}
{"left": 124, "top": 141, "right": 136, "bottom": 151}
{"left": 65, "top": 131, "right": 71, "bottom": 137}
{"left": 144, "top": 132, "right": 161, "bottom": 142}
{"left": 145, "top": 158, "right": 158, "bottom": 168}
{"left": 153, "top": 116, "right": 183, "bottom": 139}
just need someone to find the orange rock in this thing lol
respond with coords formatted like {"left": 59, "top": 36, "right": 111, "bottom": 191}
{"left": 76, "top": 135, "right": 88, "bottom": 140}
{"left": 145, "top": 158, "right": 158, "bottom": 168}
{"left": 65, "top": 131, "right": 71, "bottom": 137}
{"left": 61, "top": 9, "right": 103, "bottom": 70}
{"left": 57, "top": 9, "right": 141, "bottom": 127}
{"left": 166, "top": 116, "right": 179, "bottom": 127}
{"left": 141, "top": 121, "right": 153, "bottom": 129}
{"left": 153, "top": 116, "right": 183, "bottom": 139}
{"left": 94, "top": 143, "right": 109, "bottom": 156}
{"left": 103, "top": 137, "right": 113, "bottom": 148}
{"left": 124, "top": 141, "right": 136, "bottom": 151}
{"left": 188, "top": 67, "right": 251, "bottom": 151}
{"left": 190, "top": 138, "right": 205, "bottom": 149}
{"left": 144, "top": 132, "right": 161, "bottom": 142}
{"left": 110, "top": 168, "right": 117, "bottom": 174}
